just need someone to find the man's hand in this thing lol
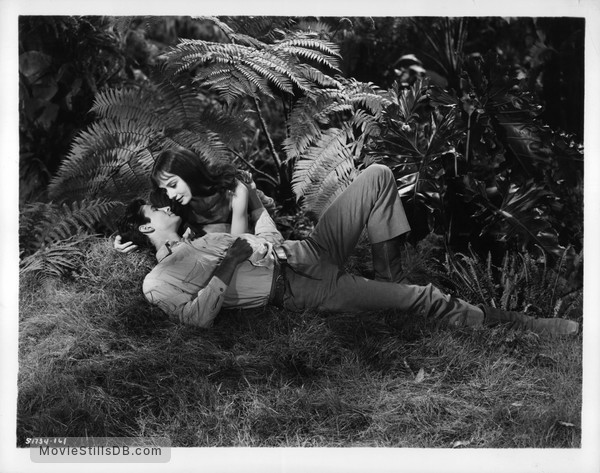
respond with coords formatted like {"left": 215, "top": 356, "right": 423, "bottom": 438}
{"left": 212, "top": 238, "right": 253, "bottom": 287}
{"left": 114, "top": 235, "right": 138, "bottom": 254}
{"left": 223, "top": 238, "right": 253, "bottom": 264}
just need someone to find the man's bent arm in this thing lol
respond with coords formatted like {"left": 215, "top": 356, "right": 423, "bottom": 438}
{"left": 144, "top": 276, "right": 227, "bottom": 328}
{"left": 144, "top": 239, "right": 253, "bottom": 328}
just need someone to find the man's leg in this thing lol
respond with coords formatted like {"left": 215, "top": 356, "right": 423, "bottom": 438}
{"left": 284, "top": 270, "right": 578, "bottom": 336}
{"left": 284, "top": 268, "right": 484, "bottom": 327}
{"left": 309, "top": 164, "right": 410, "bottom": 266}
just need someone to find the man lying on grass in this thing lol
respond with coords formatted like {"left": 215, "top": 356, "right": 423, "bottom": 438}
{"left": 118, "top": 164, "right": 579, "bottom": 336}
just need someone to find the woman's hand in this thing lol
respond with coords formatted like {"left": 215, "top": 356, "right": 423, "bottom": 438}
{"left": 114, "top": 235, "right": 138, "bottom": 253}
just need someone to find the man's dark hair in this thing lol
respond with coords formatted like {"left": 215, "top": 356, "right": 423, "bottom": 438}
{"left": 117, "top": 199, "right": 153, "bottom": 250}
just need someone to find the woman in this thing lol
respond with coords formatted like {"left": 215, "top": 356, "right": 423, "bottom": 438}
{"left": 115, "top": 148, "right": 262, "bottom": 252}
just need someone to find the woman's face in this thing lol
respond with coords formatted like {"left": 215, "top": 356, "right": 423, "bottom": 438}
{"left": 157, "top": 172, "right": 193, "bottom": 205}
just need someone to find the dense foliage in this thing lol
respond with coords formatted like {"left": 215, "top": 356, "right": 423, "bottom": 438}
{"left": 19, "top": 16, "right": 583, "bottom": 296}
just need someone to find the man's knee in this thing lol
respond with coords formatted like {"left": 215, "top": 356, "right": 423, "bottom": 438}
{"left": 357, "top": 164, "right": 395, "bottom": 191}
{"left": 363, "top": 163, "right": 392, "bottom": 180}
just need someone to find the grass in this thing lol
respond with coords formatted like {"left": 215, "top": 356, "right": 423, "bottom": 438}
{"left": 17, "top": 238, "right": 583, "bottom": 448}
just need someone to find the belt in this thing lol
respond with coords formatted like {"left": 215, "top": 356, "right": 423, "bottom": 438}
{"left": 268, "top": 246, "right": 288, "bottom": 308}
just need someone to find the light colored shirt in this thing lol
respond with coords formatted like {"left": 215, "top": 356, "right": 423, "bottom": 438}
{"left": 143, "top": 208, "right": 284, "bottom": 328}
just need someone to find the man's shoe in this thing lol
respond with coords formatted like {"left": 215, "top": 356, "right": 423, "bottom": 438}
{"left": 372, "top": 235, "right": 405, "bottom": 283}
{"left": 481, "top": 305, "right": 579, "bottom": 336}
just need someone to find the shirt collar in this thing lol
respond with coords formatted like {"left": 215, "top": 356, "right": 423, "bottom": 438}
{"left": 155, "top": 239, "right": 184, "bottom": 262}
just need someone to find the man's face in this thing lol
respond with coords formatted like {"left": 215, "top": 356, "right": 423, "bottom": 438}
{"left": 141, "top": 205, "right": 181, "bottom": 233}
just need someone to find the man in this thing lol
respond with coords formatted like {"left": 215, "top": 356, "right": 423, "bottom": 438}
{"left": 118, "top": 164, "right": 579, "bottom": 336}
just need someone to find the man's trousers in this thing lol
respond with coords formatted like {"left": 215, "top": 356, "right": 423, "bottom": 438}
{"left": 280, "top": 164, "right": 484, "bottom": 327}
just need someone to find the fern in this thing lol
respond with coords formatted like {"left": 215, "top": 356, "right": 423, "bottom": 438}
{"left": 90, "top": 87, "right": 160, "bottom": 124}
{"left": 20, "top": 199, "right": 121, "bottom": 255}
{"left": 442, "top": 251, "right": 497, "bottom": 307}
{"left": 291, "top": 125, "right": 359, "bottom": 218}
{"left": 162, "top": 35, "right": 341, "bottom": 103}
{"left": 47, "top": 18, "right": 343, "bottom": 205}
{"left": 20, "top": 199, "right": 122, "bottom": 279}
{"left": 48, "top": 71, "right": 243, "bottom": 203}
{"left": 441, "top": 247, "right": 583, "bottom": 317}
{"left": 20, "top": 236, "right": 88, "bottom": 279}
{"left": 288, "top": 79, "right": 388, "bottom": 217}
{"left": 291, "top": 127, "right": 352, "bottom": 196}
{"left": 302, "top": 157, "right": 358, "bottom": 219}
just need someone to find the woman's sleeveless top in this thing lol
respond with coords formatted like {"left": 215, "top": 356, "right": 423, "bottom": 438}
{"left": 186, "top": 187, "right": 234, "bottom": 234}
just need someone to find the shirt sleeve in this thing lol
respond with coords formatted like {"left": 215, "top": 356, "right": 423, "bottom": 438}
{"left": 250, "top": 207, "right": 284, "bottom": 245}
{"left": 143, "top": 274, "right": 229, "bottom": 328}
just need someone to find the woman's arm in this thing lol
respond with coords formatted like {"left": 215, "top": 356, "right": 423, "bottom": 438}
{"left": 229, "top": 180, "right": 250, "bottom": 235}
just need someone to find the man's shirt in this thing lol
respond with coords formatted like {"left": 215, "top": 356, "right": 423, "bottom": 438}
{"left": 143, "top": 208, "right": 284, "bottom": 328}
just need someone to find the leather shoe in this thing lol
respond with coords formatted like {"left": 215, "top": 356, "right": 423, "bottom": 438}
{"left": 481, "top": 305, "right": 579, "bottom": 336}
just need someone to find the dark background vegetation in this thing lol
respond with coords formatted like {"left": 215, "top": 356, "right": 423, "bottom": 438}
{"left": 17, "top": 16, "right": 585, "bottom": 449}
{"left": 19, "top": 16, "right": 584, "bottom": 262}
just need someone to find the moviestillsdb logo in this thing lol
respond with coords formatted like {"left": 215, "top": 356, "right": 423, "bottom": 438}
{"left": 28, "top": 437, "right": 171, "bottom": 463}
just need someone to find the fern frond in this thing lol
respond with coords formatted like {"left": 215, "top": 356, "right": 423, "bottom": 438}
{"left": 288, "top": 79, "right": 392, "bottom": 217}
{"left": 291, "top": 126, "right": 354, "bottom": 199}
{"left": 282, "top": 98, "right": 326, "bottom": 160}
{"left": 302, "top": 158, "right": 358, "bottom": 219}
{"left": 50, "top": 138, "right": 156, "bottom": 201}
{"left": 19, "top": 235, "right": 94, "bottom": 279}
{"left": 351, "top": 109, "right": 381, "bottom": 135}
{"left": 272, "top": 37, "right": 341, "bottom": 62}
{"left": 295, "top": 20, "right": 335, "bottom": 38}
{"left": 163, "top": 37, "right": 340, "bottom": 101}
{"left": 90, "top": 87, "right": 162, "bottom": 126}
{"left": 165, "top": 129, "right": 231, "bottom": 164}
{"left": 20, "top": 199, "right": 121, "bottom": 261}
{"left": 346, "top": 90, "right": 389, "bottom": 117}
{"left": 20, "top": 202, "right": 61, "bottom": 255}
{"left": 46, "top": 199, "right": 120, "bottom": 246}
{"left": 205, "top": 70, "right": 259, "bottom": 103}
{"left": 199, "top": 60, "right": 281, "bottom": 100}
{"left": 239, "top": 57, "right": 295, "bottom": 94}
{"left": 293, "top": 64, "right": 341, "bottom": 89}
{"left": 155, "top": 76, "right": 217, "bottom": 129}
{"left": 49, "top": 68, "right": 238, "bottom": 202}
{"left": 66, "top": 119, "right": 159, "bottom": 161}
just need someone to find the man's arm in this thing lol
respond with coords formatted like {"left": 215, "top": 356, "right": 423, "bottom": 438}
{"left": 144, "top": 238, "right": 253, "bottom": 328}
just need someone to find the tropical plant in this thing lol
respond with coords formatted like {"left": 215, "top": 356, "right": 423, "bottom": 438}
{"left": 159, "top": 17, "right": 342, "bottom": 193}
{"left": 289, "top": 18, "right": 583, "bottom": 265}
{"left": 441, "top": 246, "right": 583, "bottom": 321}
{"left": 18, "top": 16, "right": 150, "bottom": 203}
{"left": 20, "top": 17, "right": 344, "bottom": 278}
{"left": 19, "top": 199, "right": 119, "bottom": 279}
{"left": 286, "top": 78, "right": 387, "bottom": 217}
{"left": 48, "top": 16, "right": 342, "bottom": 204}
{"left": 20, "top": 16, "right": 584, "bottom": 279}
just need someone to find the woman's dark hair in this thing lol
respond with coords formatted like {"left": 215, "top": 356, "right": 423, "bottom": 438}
{"left": 150, "top": 148, "right": 237, "bottom": 198}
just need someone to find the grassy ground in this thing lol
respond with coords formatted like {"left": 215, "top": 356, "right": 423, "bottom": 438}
{"left": 17, "top": 238, "right": 582, "bottom": 448}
